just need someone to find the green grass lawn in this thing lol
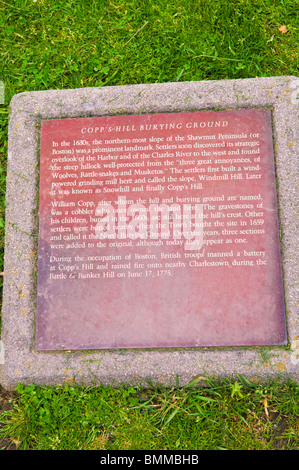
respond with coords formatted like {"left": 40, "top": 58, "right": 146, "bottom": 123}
{"left": 0, "top": 0, "right": 298, "bottom": 450}
{"left": 1, "top": 378, "right": 298, "bottom": 450}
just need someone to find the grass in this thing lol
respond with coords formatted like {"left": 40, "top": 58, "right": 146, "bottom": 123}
{"left": 0, "top": 0, "right": 298, "bottom": 451}
{"left": 0, "top": 0, "right": 298, "bottom": 102}
{"left": 0, "top": 378, "right": 298, "bottom": 450}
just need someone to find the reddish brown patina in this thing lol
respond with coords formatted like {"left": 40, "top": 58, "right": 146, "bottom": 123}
{"left": 36, "top": 109, "right": 286, "bottom": 350}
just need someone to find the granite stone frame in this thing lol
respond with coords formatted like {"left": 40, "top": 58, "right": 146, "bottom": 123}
{"left": 1, "top": 76, "right": 298, "bottom": 390}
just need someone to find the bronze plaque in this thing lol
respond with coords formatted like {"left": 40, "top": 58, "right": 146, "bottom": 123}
{"left": 35, "top": 109, "right": 286, "bottom": 350}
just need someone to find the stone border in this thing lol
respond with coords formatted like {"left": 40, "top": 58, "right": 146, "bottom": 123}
{"left": 1, "top": 76, "right": 298, "bottom": 390}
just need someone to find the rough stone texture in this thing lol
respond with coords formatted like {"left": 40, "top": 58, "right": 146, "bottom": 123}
{"left": 1, "top": 76, "right": 298, "bottom": 390}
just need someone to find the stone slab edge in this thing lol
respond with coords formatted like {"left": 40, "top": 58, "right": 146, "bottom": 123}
{"left": 1, "top": 76, "right": 298, "bottom": 390}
